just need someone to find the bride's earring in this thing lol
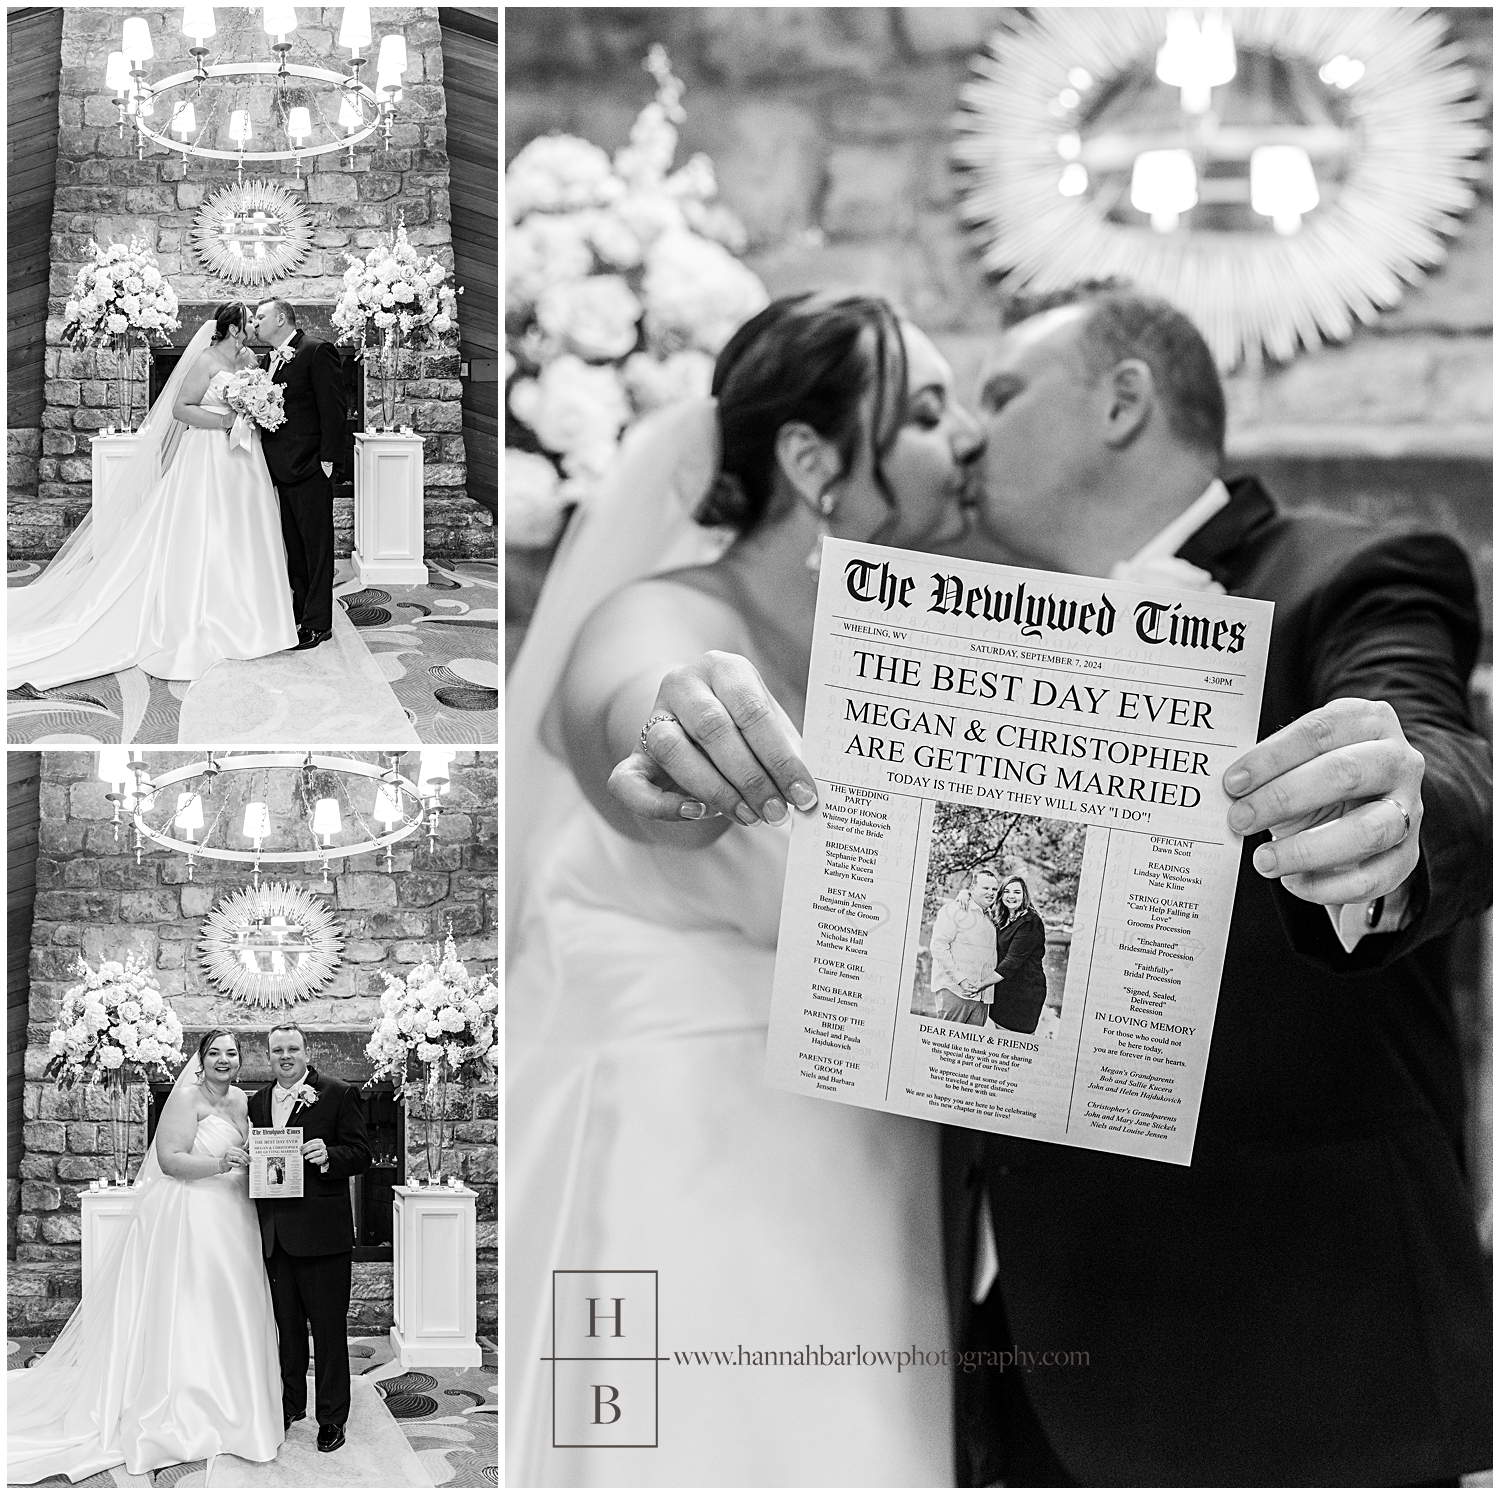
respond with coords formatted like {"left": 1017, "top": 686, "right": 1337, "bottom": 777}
{"left": 806, "top": 489, "right": 836, "bottom": 572}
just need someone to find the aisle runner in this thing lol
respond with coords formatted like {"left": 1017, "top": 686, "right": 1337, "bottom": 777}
{"left": 205, "top": 1376, "right": 432, "bottom": 1488}
{"left": 177, "top": 603, "right": 418, "bottom": 744}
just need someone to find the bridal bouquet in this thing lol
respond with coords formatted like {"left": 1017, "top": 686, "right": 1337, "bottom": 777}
{"left": 505, "top": 45, "right": 768, "bottom": 548}
{"left": 44, "top": 954, "right": 185, "bottom": 1088}
{"left": 221, "top": 366, "right": 287, "bottom": 450}
{"left": 332, "top": 222, "right": 459, "bottom": 353}
{"left": 366, "top": 935, "right": 498, "bottom": 1092}
{"left": 59, "top": 238, "right": 181, "bottom": 346}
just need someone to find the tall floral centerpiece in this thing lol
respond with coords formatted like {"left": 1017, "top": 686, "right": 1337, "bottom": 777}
{"left": 44, "top": 955, "right": 185, "bottom": 1185}
{"left": 60, "top": 238, "right": 181, "bottom": 434}
{"left": 333, "top": 221, "right": 459, "bottom": 432}
{"left": 505, "top": 45, "right": 769, "bottom": 549}
{"left": 366, "top": 935, "right": 497, "bottom": 1184}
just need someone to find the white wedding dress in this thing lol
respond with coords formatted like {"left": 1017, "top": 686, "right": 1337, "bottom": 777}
{"left": 9, "top": 365, "right": 298, "bottom": 690}
{"left": 507, "top": 402, "right": 953, "bottom": 1487}
{"left": 7, "top": 1110, "right": 283, "bottom": 1482}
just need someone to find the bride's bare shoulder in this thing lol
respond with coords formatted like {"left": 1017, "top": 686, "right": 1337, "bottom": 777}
{"left": 576, "top": 569, "right": 750, "bottom": 660}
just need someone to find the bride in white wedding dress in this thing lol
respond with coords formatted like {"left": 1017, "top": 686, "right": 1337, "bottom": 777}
{"left": 8, "top": 1029, "right": 283, "bottom": 1483}
{"left": 8, "top": 302, "right": 298, "bottom": 691}
{"left": 507, "top": 292, "right": 984, "bottom": 1486}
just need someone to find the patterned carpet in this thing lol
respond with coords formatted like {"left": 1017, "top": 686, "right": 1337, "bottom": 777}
{"left": 7, "top": 560, "right": 496, "bottom": 745}
{"left": 8, "top": 1333, "right": 498, "bottom": 1488}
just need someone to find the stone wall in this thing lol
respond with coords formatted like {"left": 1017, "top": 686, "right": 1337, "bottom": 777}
{"left": 27, "top": 5, "right": 491, "bottom": 562}
{"left": 12, "top": 749, "right": 496, "bottom": 1336}
{"left": 506, "top": 7, "right": 1492, "bottom": 642}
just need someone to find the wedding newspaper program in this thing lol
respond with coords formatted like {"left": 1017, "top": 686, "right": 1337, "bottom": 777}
{"left": 766, "top": 538, "right": 1273, "bottom": 1164}
{"left": 248, "top": 1126, "right": 304, "bottom": 1199}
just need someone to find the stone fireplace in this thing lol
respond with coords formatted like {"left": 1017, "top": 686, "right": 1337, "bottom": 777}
{"left": 30, "top": 5, "right": 491, "bottom": 562}
{"left": 11, "top": 751, "right": 497, "bottom": 1338}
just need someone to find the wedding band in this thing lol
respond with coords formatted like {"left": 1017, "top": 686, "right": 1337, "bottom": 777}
{"left": 1379, "top": 798, "right": 1411, "bottom": 842}
{"left": 639, "top": 711, "right": 679, "bottom": 751}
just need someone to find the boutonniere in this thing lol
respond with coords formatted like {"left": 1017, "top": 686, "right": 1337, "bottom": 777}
{"left": 287, "top": 1080, "right": 318, "bottom": 1115}
{"left": 268, "top": 345, "right": 292, "bottom": 375}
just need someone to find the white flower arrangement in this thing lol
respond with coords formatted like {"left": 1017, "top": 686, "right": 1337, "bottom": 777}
{"left": 366, "top": 935, "right": 498, "bottom": 1095}
{"left": 332, "top": 221, "right": 459, "bottom": 356}
{"left": 505, "top": 45, "right": 768, "bottom": 548}
{"left": 45, "top": 953, "right": 185, "bottom": 1087}
{"left": 221, "top": 366, "right": 287, "bottom": 441}
{"left": 61, "top": 239, "right": 181, "bottom": 347}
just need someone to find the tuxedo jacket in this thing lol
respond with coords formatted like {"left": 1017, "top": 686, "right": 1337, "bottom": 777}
{"left": 249, "top": 1067, "right": 372, "bottom": 1257}
{"left": 259, "top": 329, "right": 345, "bottom": 488}
{"left": 943, "top": 478, "right": 1492, "bottom": 1485}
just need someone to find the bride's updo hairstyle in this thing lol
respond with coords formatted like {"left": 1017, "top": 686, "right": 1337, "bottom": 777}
{"left": 210, "top": 302, "right": 248, "bottom": 344}
{"left": 698, "top": 291, "right": 908, "bottom": 533}
{"left": 194, "top": 1027, "right": 238, "bottom": 1080}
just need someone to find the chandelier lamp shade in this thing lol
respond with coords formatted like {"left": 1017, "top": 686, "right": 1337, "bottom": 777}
{"left": 98, "top": 751, "right": 448, "bottom": 884}
{"left": 106, "top": 5, "right": 411, "bottom": 170}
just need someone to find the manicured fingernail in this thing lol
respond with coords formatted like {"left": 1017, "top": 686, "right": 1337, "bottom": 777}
{"left": 788, "top": 780, "right": 818, "bottom": 811}
{"left": 1224, "top": 767, "right": 1251, "bottom": 795}
{"left": 1228, "top": 802, "right": 1254, "bottom": 833}
{"left": 1252, "top": 845, "right": 1277, "bottom": 875}
{"left": 679, "top": 801, "right": 708, "bottom": 820}
{"left": 734, "top": 803, "right": 759, "bottom": 826}
{"left": 762, "top": 798, "right": 788, "bottom": 825}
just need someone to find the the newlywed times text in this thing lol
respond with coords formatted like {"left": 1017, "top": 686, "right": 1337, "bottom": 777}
{"left": 766, "top": 538, "right": 1273, "bottom": 1164}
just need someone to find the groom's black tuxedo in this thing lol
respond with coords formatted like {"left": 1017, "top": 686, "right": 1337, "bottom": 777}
{"left": 259, "top": 329, "right": 345, "bottom": 635}
{"left": 946, "top": 478, "right": 1491, "bottom": 1486}
{"left": 250, "top": 1066, "right": 371, "bottom": 1431}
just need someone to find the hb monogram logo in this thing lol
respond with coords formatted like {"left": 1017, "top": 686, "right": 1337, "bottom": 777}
{"left": 550, "top": 1270, "right": 659, "bottom": 1448}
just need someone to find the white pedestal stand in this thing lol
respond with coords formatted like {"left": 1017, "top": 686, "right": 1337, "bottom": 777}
{"left": 80, "top": 1185, "right": 137, "bottom": 1297}
{"left": 89, "top": 432, "right": 144, "bottom": 550}
{"left": 389, "top": 1184, "right": 482, "bottom": 1369}
{"left": 353, "top": 431, "right": 427, "bottom": 586}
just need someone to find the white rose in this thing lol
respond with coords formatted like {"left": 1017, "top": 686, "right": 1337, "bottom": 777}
{"left": 622, "top": 349, "right": 715, "bottom": 415}
{"left": 506, "top": 132, "right": 621, "bottom": 220}
{"left": 505, "top": 213, "right": 595, "bottom": 312}
{"left": 118, "top": 1000, "right": 141, "bottom": 1021}
{"left": 535, "top": 275, "right": 642, "bottom": 362}
{"left": 106, "top": 313, "right": 129, "bottom": 334}
{"left": 612, "top": 191, "right": 687, "bottom": 250}
{"left": 99, "top": 1046, "right": 125, "bottom": 1069}
{"left": 508, "top": 355, "right": 629, "bottom": 462}
{"left": 643, "top": 231, "right": 769, "bottom": 356}
{"left": 116, "top": 1022, "right": 139, "bottom": 1048}
{"left": 504, "top": 448, "right": 568, "bottom": 550}
{"left": 588, "top": 211, "right": 644, "bottom": 270}
{"left": 124, "top": 276, "right": 143, "bottom": 294}
{"left": 431, "top": 314, "right": 452, "bottom": 334}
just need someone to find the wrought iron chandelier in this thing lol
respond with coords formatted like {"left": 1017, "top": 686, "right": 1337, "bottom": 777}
{"left": 105, "top": 4, "right": 409, "bottom": 176}
{"left": 96, "top": 749, "right": 458, "bottom": 883}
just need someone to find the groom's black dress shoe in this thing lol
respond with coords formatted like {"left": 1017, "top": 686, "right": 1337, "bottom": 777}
{"left": 284, "top": 1411, "right": 305, "bottom": 1432}
{"left": 316, "top": 1423, "right": 346, "bottom": 1453}
{"left": 293, "top": 627, "right": 333, "bottom": 651}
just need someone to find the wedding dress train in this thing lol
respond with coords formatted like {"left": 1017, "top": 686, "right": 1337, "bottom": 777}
{"left": 8, "top": 368, "right": 298, "bottom": 690}
{"left": 7, "top": 1111, "right": 283, "bottom": 1482}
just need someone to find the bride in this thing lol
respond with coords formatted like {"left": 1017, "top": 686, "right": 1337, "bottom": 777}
{"left": 8, "top": 302, "right": 298, "bottom": 690}
{"left": 507, "top": 291, "right": 983, "bottom": 1485}
{"left": 9, "top": 1029, "right": 283, "bottom": 1481}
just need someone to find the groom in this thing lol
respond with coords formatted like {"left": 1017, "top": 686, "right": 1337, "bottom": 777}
{"left": 253, "top": 298, "right": 347, "bottom": 651}
{"left": 250, "top": 1022, "right": 372, "bottom": 1455}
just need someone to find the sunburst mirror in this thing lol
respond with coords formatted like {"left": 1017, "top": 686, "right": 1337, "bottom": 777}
{"left": 953, "top": 9, "right": 1488, "bottom": 370}
{"left": 198, "top": 882, "right": 344, "bottom": 1009}
{"left": 190, "top": 180, "right": 314, "bottom": 285}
